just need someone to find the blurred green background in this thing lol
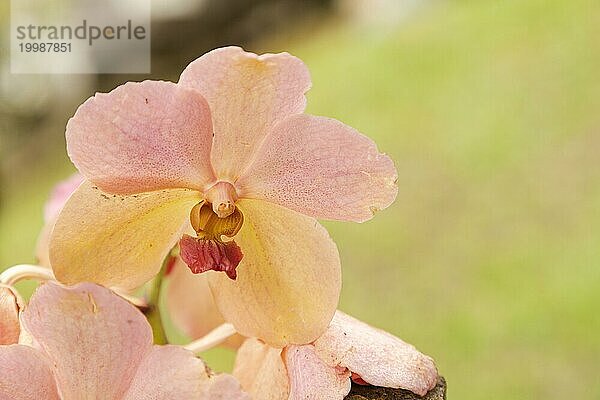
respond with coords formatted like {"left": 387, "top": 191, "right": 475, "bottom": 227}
{"left": 1, "top": 0, "right": 599, "bottom": 399}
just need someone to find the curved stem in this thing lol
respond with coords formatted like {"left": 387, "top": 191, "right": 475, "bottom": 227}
{"left": 0, "top": 264, "right": 148, "bottom": 308}
{"left": 0, "top": 264, "right": 54, "bottom": 285}
{"left": 144, "top": 257, "right": 170, "bottom": 345}
{"left": 184, "top": 323, "right": 237, "bottom": 353}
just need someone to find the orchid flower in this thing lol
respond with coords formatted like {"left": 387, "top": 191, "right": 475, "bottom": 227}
{"left": 233, "top": 311, "right": 439, "bottom": 399}
{"left": 0, "top": 281, "right": 249, "bottom": 399}
{"left": 49, "top": 46, "right": 398, "bottom": 346}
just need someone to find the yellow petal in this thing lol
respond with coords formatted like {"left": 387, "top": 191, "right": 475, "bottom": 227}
{"left": 49, "top": 181, "right": 201, "bottom": 290}
{"left": 36, "top": 173, "right": 84, "bottom": 267}
{"left": 208, "top": 199, "right": 341, "bottom": 347}
{"left": 35, "top": 221, "right": 53, "bottom": 268}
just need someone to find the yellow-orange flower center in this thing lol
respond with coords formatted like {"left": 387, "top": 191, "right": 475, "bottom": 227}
{"left": 180, "top": 182, "right": 244, "bottom": 280}
{"left": 189, "top": 201, "right": 244, "bottom": 240}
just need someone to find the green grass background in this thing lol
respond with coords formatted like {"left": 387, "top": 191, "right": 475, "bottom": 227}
{"left": 1, "top": 1, "right": 599, "bottom": 399}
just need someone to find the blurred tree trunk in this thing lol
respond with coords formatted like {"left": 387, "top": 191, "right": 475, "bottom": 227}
{"left": 98, "top": 0, "right": 334, "bottom": 90}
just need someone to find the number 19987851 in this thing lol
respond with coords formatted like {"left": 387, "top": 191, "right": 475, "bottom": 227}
{"left": 19, "top": 42, "right": 71, "bottom": 52}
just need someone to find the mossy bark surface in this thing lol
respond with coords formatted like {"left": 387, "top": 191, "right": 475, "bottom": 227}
{"left": 345, "top": 377, "right": 446, "bottom": 400}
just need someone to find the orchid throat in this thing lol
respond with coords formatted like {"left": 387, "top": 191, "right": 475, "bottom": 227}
{"left": 179, "top": 182, "right": 244, "bottom": 280}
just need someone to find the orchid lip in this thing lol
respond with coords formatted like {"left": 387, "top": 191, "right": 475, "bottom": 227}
{"left": 184, "top": 198, "right": 245, "bottom": 280}
{"left": 179, "top": 235, "right": 243, "bottom": 280}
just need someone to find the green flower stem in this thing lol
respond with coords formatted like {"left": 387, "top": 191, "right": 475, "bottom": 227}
{"left": 145, "top": 256, "right": 170, "bottom": 345}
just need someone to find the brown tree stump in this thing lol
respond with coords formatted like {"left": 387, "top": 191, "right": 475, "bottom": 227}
{"left": 345, "top": 377, "right": 446, "bottom": 400}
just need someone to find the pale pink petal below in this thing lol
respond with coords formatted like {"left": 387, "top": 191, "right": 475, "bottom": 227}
{"left": 200, "top": 374, "right": 251, "bottom": 400}
{"left": 233, "top": 338, "right": 289, "bottom": 400}
{"left": 209, "top": 199, "right": 341, "bottom": 347}
{"left": 0, "top": 345, "right": 60, "bottom": 400}
{"left": 67, "top": 80, "right": 216, "bottom": 194}
{"left": 237, "top": 114, "right": 398, "bottom": 222}
{"left": 123, "top": 345, "right": 210, "bottom": 400}
{"left": 313, "top": 311, "right": 438, "bottom": 396}
{"left": 166, "top": 259, "right": 243, "bottom": 347}
{"left": 179, "top": 46, "right": 311, "bottom": 181}
{"left": 0, "top": 286, "right": 20, "bottom": 345}
{"left": 286, "top": 344, "right": 351, "bottom": 400}
{"left": 21, "top": 282, "right": 153, "bottom": 399}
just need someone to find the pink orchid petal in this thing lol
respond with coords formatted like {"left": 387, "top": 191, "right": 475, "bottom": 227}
{"left": 208, "top": 199, "right": 341, "bottom": 347}
{"left": 0, "top": 286, "right": 20, "bottom": 345}
{"left": 179, "top": 46, "right": 311, "bottom": 181}
{"left": 237, "top": 114, "right": 398, "bottom": 222}
{"left": 233, "top": 338, "right": 290, "bottom": 400}
{"left": 313, "top": 311, "right": 438, "bottom": 396}
{"left": 50, "top": 181, "right": 201, "bottom": 290}
{"left": 285, "top": 344, "right": 352, "bottom": 400}
{"left": 166, "top": 259, "right": 243, "bottom": 347}
{"left": 21, "top": 282, "right": 154, "bottom": 399}
{"left": 122, "top": 345, "right": 212, "bottom": 399}
{"left": 351, "top": 373, "right": 369, "bottom": 385}
{"left": 66, "top": 80, "right": 216, "bottom": 194}
{"left": 0, "top": 345, "right": 60, "bottom": 400}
